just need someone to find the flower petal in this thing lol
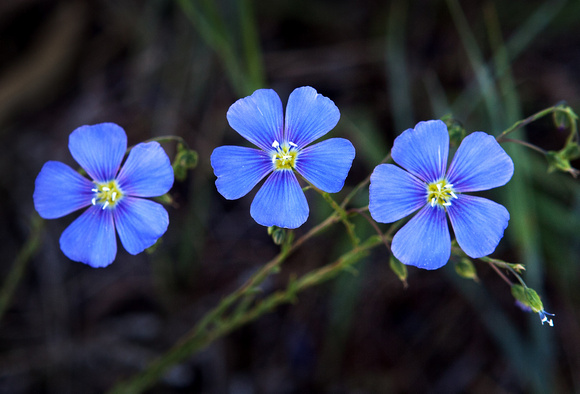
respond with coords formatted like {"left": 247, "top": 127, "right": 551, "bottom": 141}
{"left": 69, "top": 123, "right": 127, "bottom": 183}
{"left": 33, "top": 161, "right": 94, "bottom": 219}
{"left": 391, "top": 120, "right": 449, "bottom": 183}
{"left": 284, "top": 86, "right": 340, "bottom": 148}
{"left": 294, "top": 138, "right": 355, "bottom": 193}
{"left": 446, "top": 132, "right": 514, "bottom": 192}
{"left": 211, "top": 146, "right": 273, "bottom": 200}
{"left": 447, "top": 194, "right": 509, "bottom": 258}
{"left": 250, "top": 170, "right": 308, "bottom": 228}
{"left": 226, "top": 89, "right": 284, "bottom": 151}
{"left": 116, "top": 142, "right": 174, "bottom": 197}
{"left": 392, "top": 205, "right": 450, "bottom": 270}
{"left": 369, "top": 164, "right": 427, "bottom": 223}
{"left": 59, "top": 205, "right": 116, "bottom": 268}
{"left": 114, "top": 197, "right": 169, "bottom": 255}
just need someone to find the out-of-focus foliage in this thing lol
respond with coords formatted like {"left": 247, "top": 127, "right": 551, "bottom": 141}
{"left": 2, "top": 0, "right": 580, "bottom": 392}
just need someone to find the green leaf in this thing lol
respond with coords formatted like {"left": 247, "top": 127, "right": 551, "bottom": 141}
{"left": 389, "top": 255, "right": 408, "bottom": 287}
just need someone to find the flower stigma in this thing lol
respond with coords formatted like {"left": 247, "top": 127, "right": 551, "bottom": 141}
{"left": 271, "top": 140, "right": 299, "bottom": 170}
{"left": 426, "top": 179, "right": 458, "bottom": 208}
{"left": 91, "top": 180, "right": 124, "bottom": 210}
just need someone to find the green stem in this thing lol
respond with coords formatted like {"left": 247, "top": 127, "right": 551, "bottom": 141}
{"left": 127, "top": 135, "right": 190, "bottom": 153}
{"left": 108, "top": 235, "right": 381, "bottom": 394}
{"left": 313, "top": 186, "right": 359, "bottom": 246}
{"left": 340, "top": 153, "right": 391, "bottom": 209}
{"left": 0, "top": 215, "right": 44, "bottom": 322}
{"left": 496, "top": 104, "right": 568, "bottom": 141}
{"left": 500, "top": 138, "right": 547, "bottom": 155}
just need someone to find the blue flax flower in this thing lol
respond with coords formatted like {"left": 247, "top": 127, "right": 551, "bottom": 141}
{"left": 33, "top": 123, "right": 174, "bottom": 268}
{"left": 211, "top": 86, "right": 355, "bottom": 228}
{"left": 369, "top": 120, "right": 514, "bottom": 270}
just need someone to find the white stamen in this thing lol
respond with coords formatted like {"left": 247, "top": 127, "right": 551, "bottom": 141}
{"left": 272, "top": 140, "right": 280, "bottom": 149}
{"left": 444, "top": 183, "right": 454, "bottom": 189}
{"left": 112, "top": 192, "right": 117, "bottom": 201}
{"left": 91, "top": 198, "right": 96, "bottom": 205}
{"left": 102, "top": 201, "right": 109, "bottom": 210}
{"left": 289, "top": 141, "right": 298, "bottom": 147}
{"left": 431, "top": 197, "right": 436, "bottom": 207}
{"left": 450, "top": 191, "right": 458, "bottom": 199}
{"left": 102, "top": 187, "right": 110, "bottom": 192}
{"left": 437, "top": 183, "right": 442, "bottom": 192}
{"left": 91, "top": 188, "right": 98, "bottom": 192}
{"left": 443, "top": 202, "right": 452, "bottom": 206}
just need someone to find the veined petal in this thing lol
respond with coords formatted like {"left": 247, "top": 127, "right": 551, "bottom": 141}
{"left": 59, "top": 205, "right": 116, "bottom": 268}
{"left": 391, "top": 120, "right": 449, "bottom": 183}
{"left": 294, "top": 138, "right": 355, "bottom": 193}
{"left": 33, "top": 161, "right": 94, "bottom": 219}
{"left": 369, "top": 164, "right": 427, "bottom": 223}
{"left": 284, "top": 86, "right": 340, "bottom": 148}
{"left": 392, "top": 205, "right": 450, "bottom": 270}
{"left": 447, "top": 194, "right": 509, "bottom": 258}
{"left": 211, "top": 146, "right": 273, "bottom": 200}
{"left": 446, "top": 132, "right": 514, "bottom": 192}
{"left": 69, "top": 123, "right": 127, "bottom": 183}
{"left": 250, "top": 170, "right": 308, "bottom": 229}
{"left": 114, "top": 197, "right": 169, "bottom": 255}
{"left": 116, "top": 142, "right": 174, "bottom": 197}
{"left": 226, "top": 89, "right": 284, "bottom": 151}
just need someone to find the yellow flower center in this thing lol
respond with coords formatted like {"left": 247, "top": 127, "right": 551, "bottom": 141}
{"left": 426, "top": 179, "right": 457, "bottom": 208}
{"left": 91, "top": 180, "right": 124, "bottom": 209}
{"left": 271, "top": 140, "right": 299, "bottom": 170}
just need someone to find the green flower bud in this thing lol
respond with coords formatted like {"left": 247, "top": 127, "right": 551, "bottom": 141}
{"left": 389, "top": 255, "right": 408, "bottom": 287}
{"left": 440, "top": 114, "right": 466, "bottom": 147}
{"left": 268, "top": 226, "right": 285, "bottom": 245}
{"left": 172, "top": 143, "right": 198, "bottom": 182}
{"left": 454, "top": 258, "right": 478, "bottom": 281}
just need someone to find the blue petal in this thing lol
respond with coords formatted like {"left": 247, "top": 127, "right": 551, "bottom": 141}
{"left": 369, "top": 164, "right": 427, "bottom": 223}
{"left": 114, "top": 197, "right": 169, "bottom": 255}
{"left": 391, "top": 205, "right": 450, "bottom": 270}
{"left": 69, "top": 123, "right": 127, "bottom": 183}
{"left": 391, "top": 120, "right": 449, "bottom": 183}
{"left": 33, "top": 161, "right": 94, "bottom": 219}
{"left": 211, "top": 146, "right": 273, "bottom": 199}
{"left": 284, "top": 86, "right": 340, "bottom": 148}
{"left": 250, "top": 170, "right": 308, "bottom": 228}
{"left": 294, "top": 138, "right": 355, "bottom": 193}
{"left": 446, "top": 132, "right": 514, "bottom": 192}
{"left": 226, "top": 89, "right": 284, "bottom": 151}
{"left": 59, "top": 205, "right": 116, "bottom": 268}
{"left": 447, "top": 194, "right": 509, "bottom": 258}
{"left": 116, "top": 142, "right": 174, "bottom": 197}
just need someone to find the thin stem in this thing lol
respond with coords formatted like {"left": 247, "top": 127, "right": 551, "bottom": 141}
{"left": 0, "top": 216, "right": 44, "bottom": 322}
{"left": 108, "top": 234, "right": 381, "bottom": 394}
{"left": 485, "top": 259, "right": 513, "bottom": 287}
{"left": 127, "top": 135, "right": 190, "bottom": 153}
{"left": 501, "top": 138, "right": 548, "bottom": 155}
{"left": 355, "top": 209, "right": 392, "bottom": 252}
{"left": 496, "top": 105, "right": 562, "bottom": 141}
{"left": 311, "top": 185, "right": 359, "bottom": 246}
{"left": 340, "top": 153, "right": 391, "bottom": 209}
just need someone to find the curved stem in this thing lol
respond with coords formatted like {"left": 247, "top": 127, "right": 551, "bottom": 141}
{"left": 500, "top": 138, "right": 547, "bottom": 155}
{"left": 108, "top": 233, "right": 381, "bottom": 394}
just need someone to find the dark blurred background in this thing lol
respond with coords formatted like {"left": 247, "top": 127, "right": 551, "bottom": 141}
{"left": 2, "top": 0, "right": 580, "bottom": 392}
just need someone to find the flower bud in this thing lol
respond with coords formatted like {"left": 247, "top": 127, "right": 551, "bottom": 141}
{"left": 454, "top": 258, "right": 478, "bottom": 281}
